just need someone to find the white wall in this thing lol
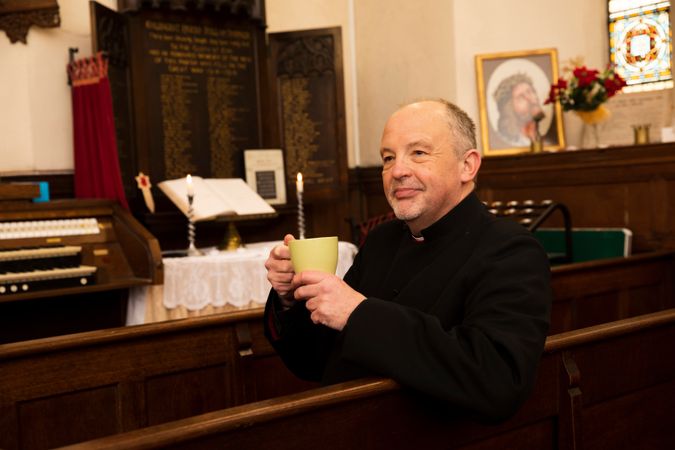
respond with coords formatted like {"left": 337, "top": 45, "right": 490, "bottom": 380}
{"left": 0, "top": 0, "right": 116, "bottom": 174}
{"left": 1, "top": 0, "right": 671, "bottom": 175}
{"left": 354, "top": 0, "right": 456, "bottom": 166}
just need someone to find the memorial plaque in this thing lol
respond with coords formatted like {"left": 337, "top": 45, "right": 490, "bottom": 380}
{"left": 269, "top": 27, "right": 348, "bottom": 202}
{"left": 91, "top": 1, "right": 268, "bottom": 208}
{"left": 90, "top": 3, "right": 351, "bottom": 245}
{"left": 139, "top": 16, "right": 261, "bottom": 180}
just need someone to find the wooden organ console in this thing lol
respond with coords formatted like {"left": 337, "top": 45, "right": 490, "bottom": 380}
{"left": 0, "top": 195, "right": 162, "bottom": 343}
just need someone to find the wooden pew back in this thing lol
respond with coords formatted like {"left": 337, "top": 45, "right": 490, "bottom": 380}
{"left": 0, "top": 309, "right": 316, "bottom": 450}
{"left": 58, "top": 309, "right": 675, "bottom": 450}
{"left": 1, "top": 251, "right": 674, "bottom": 449}
{"left": 550, "top": 250, "right": 675, "bottom": 333}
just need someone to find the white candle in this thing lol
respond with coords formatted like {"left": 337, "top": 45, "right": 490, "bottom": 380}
{"left": 296, "top": 173, "right": 305, "bottom": 239}
{"left": 186, "top": 174, "right": 194, "bottom": 197}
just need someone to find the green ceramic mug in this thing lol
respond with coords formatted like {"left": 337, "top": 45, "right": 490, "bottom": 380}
{"left": 289, "top": 236, "right": 338, "bottom": 274}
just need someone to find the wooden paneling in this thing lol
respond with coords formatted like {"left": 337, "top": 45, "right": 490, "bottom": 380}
{"left": 56, "top": 309, "right": 675, "bottom": 450}
{"left": 476, "top": 143, "right": 675, "bottom": 252}
{"left": 268, "top": 27, "right": 351, "bottom": 242}
{"left": 0, "top": 183, "right": 40, "bottom": 200}
{"left": 348, "top": 143, "right": 675, "bottom": 252}
{"left": 0, "top": 309, "right": 318, "bottom": 450}
{"left": 18, "top": 387, "right": 119, "bottom": 450}
{"left": 0, "top": 173, "right": 73, "bottom": 199}
{"left": 582, "top": 381, "right": 675, "bottom": 450}
{"left": 6, "top": 136, "right": 675, "bottom": 249}
{"left": 1, "top": 250, "right": 674, "bottom": 448}
{"left": 549, "top": 251, "right": 675, "bottom": 334}
{"left": 145, "top": 365, "right": 232, "bottom": 425}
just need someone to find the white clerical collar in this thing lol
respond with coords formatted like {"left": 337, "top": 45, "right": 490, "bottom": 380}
{"left": 411, "top": 233, "right": 425, "bottom": 242}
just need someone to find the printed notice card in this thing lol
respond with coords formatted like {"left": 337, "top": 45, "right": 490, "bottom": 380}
{"left": 158, "top": 177, "right": 276, "bottom": 221}
{"left": 244, "top": 149, "right": 286, "bottom": 205}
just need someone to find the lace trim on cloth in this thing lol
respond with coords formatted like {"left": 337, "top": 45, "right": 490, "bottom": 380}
{"left": 162, "top": 241, "right": 358, "bottom": 311}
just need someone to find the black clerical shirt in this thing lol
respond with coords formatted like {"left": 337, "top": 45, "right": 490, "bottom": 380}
{"left": 265, "top": 192, "right": 551, "bottom": 421}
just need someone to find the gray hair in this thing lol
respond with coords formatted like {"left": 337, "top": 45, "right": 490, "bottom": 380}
{"left": 401, "top": 98, "right": 477, "bottom": 157}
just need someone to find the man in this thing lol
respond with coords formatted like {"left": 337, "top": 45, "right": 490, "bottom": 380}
{"left": 493, "top": 73, "right": 545, "bottom": 147}
{"left": 264, "top": 99, "right": 551, "bottom": 422}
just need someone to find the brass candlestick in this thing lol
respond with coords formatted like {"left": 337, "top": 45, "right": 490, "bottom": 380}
{"left": 223, "top": 221, "right": 242, "bottom": 251}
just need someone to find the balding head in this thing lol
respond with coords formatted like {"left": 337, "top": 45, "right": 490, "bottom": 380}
{"left": 394, "top": 99, "right": 477, "bottom": 158}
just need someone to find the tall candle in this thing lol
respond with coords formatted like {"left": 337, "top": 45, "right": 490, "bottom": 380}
{"left": 296, "top": 173, "right": 305, "bottom": 239}
{"left": 186, "top": 174, "right": 194, "bottom": 197}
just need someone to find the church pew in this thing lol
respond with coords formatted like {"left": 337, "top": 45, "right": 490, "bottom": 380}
{"left": 549, "top": 250, "right": 675, "bottom": 333}
{"left": 0, "top": 309, "right": 318, "bottom": 450}
{"left": 1, "top": 250, "right": 673, "bottom": 449}
{"left": 57, "top": 308, "right": 675, "bottom": 450}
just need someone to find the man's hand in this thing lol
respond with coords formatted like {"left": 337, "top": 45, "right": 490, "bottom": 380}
{"left": 264, "top": 234, "right": 298, "bottom": 307}
{"left": 294, "top": 270, "right": 366, "bottom": 331}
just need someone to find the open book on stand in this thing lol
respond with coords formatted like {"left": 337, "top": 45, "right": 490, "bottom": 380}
{"left": 158, "top": 177, "right": 276, "bottom": 221}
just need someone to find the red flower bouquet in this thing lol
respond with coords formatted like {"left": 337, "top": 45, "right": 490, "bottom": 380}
{"left": 545, "top": 63, "right": 626, "bottom": 124}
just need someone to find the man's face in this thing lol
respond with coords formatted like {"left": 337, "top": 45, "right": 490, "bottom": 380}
{"left": 511, "top": 82, "right": 543, "bottom": 123}
{"left": 380, "top": 102, "right": 470, "bottom": 234}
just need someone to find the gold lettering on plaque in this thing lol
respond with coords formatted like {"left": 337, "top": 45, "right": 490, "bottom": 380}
{"left": 208, "top": 77, "right": 235, "bottom": 176}
{"left": 160, "top": 74, "right": 197, "bottom": 177}
{"left": 144, "top": 20, "right": 255, "bottom": 178}
{"left": 280, "top": 77, "right": 319, "bottom": 179}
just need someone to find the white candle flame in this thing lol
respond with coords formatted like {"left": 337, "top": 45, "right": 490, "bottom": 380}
{"left": 186, "top": 174, "right": 194, "bottom": 197}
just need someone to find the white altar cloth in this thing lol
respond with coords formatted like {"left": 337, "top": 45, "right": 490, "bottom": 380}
{"left": 127, "top": 241, "right": 358, "bottom": 325}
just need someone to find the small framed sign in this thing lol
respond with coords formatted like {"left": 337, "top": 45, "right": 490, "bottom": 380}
{"left": 244, "top": 149, "right": 287, "bottom": 205}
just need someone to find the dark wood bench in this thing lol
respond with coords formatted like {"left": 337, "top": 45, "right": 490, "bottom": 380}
{"left": 1, "top": 251, "right": 673, "bottom": 449}
{"left": 57, "top": 308, "right": 675, "bottom": 450}
{"left": 549, "top": 250, "right": 675, "bottom": 333}
{"left": 0, "top": 309, "right": 317, "bottom": 450}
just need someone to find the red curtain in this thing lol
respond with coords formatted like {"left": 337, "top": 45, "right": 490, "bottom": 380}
{"left": 68, "top": 52, "right": 128, "bottom": 209}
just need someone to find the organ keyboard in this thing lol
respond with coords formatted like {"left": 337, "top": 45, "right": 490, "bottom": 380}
{"left": 0, "top": 244, "right": 97, "bottom": 295}
{"left": 0, "top": 196, "right": 163, "bottom": 342}
{"left": 0, "top": 217, "right": 100, "bottom": 239}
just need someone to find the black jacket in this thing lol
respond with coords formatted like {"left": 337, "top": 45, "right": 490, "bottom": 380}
{"left": 265, "top": 192, "right": 551, "bottom": 421}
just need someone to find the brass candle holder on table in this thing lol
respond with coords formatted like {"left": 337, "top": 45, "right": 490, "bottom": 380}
{"left": 633, "top": 124, "right": 650, "bottom": 145}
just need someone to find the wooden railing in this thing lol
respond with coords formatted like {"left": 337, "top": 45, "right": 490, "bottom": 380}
{"left": 58, "top": 309, "right": 675, "bottom": 449}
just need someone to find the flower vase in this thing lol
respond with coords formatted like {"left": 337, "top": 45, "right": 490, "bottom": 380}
{"left": 575, "top": 105, "right": 610, "bottom": 149}
{"left": 580, "top": 123, "right": 600, "bottom": 149}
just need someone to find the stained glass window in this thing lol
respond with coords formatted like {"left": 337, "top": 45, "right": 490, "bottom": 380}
{"left": 609, "top": 0, "right": 673, "bottom": 92}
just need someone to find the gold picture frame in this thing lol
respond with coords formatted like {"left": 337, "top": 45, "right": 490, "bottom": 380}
{"left": 475, "top": 48, "right": 565, "bottom": 156}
